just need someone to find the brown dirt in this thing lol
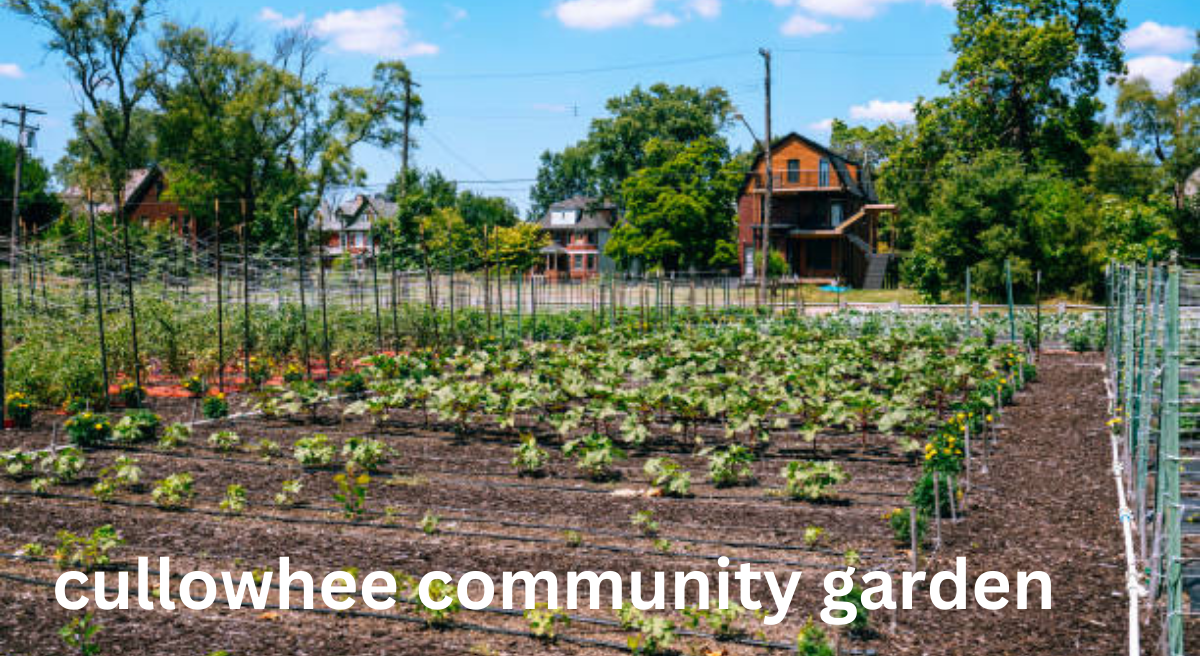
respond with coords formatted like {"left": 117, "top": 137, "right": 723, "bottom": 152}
{"left": 0, "top": 352, "right": 1130, "bottom": 655}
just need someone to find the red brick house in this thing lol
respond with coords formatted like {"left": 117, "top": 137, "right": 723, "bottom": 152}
{"left": 737, "top": 133, "right": 896, "bottom": 288}
{"left": 62, "top": 165, "right": 191, "bottom": 235}
{"left": 536, "top": 196, "right": 616, "bottom": 280}
{"left": 315, "top": 195, "right": 395, "bottom": 265}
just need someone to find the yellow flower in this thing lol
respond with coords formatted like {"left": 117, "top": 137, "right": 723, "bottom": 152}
{"left": 94, "top": 423, "right": 102, "bottom": 430}
{"left": 986, "top": 414, "right": 993, "bottom": 423}
{"left": 925, "top": 452, "right": 934, "bottom": 460}
{"left": 1107, "top": 417, "right": 1122, "bottom": 427}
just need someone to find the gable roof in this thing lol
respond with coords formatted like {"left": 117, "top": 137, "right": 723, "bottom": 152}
{"left": 539, "top": 195, "right": 616, "bottom": 231}
{"left": 316, "top": 194, "right": 397, "bottom": 232}
{"left": 61, "top": 165, "right": 165, "bottom": 215}
{"left": 740, "top": 132, "right": 878, "bottom": 202}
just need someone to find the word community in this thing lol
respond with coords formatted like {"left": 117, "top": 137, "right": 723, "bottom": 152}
{"left": 56, "top": 556, "right": 1051, "bottom": 624}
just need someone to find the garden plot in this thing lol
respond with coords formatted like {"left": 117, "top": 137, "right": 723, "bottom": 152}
{"left": 0, "top": 318, "right": 1125, "bottom": 655}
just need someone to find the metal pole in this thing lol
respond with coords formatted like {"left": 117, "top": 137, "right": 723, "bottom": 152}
{"left": 317, "top": 217, "right": 331, "bottom": 381}
{"left": 87, "top": 190, "right": 110, "bottom": 409}
{"left": 241, "top": 201, "right": 251, "bottom": 388}
{"left": 1162, "top": 259, "right": 1181, "bottom": 656}
{"left": 369, "top": 221, "right": 383, "bottom": 351}
{"left": 119, "top": 183, "right": 141, "bottom": 391}
{"left": 214, "top": 200, "right": 224, "bottom": 392}
{"left": 964, "top": 267, "right": 971, "bottom": 340}
{"left": 1004, "top": 259, "right": 1016, "bottom": 344}
{"left": 758, "top": 48, "right": 773, "bottom": 306}
{"left": 293, "top": 207, "right": 311, "bottom": 380}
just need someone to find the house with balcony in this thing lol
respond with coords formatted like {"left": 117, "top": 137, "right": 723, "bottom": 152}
{"left": 736, "top": 132, "right": 897, "bottom": 288}
{"left": 537, "top": 196, "right": 616, "bottom": 280}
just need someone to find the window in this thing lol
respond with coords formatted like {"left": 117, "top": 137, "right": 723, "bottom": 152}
{"left": 355, "top": 233, "right": 364, "bottom": 248}
{"left": 830, "top": 202, "right": 844, "bottom": 227}
{"left": 573, "top": 254, "right": 583, "bottom": 270}
{"left": 786, "top": 159, "right": 800, "bottom": 183}
{"left": 818, "top": 159, "right": 830, "bottom": 187}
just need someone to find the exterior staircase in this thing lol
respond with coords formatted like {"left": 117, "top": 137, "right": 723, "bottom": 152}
{"left": 862, "top": 253, "right": 893, "bottom": 290}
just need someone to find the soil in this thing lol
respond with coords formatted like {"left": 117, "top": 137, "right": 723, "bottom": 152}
{"left": 0, "top": 352, "right": 1146, "bottom": 655}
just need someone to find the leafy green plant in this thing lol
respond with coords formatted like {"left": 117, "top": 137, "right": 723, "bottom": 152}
{"left": 333, "top": 466, "right": 369, "bottom": 519}
{"left": 803, "top": 526, "right": 825, "bottom": 547}
{"left": 220, "top": 484, "right": 248, "bottom": 515}
{"left": 411, "top": 578, "right": 461, "bottom": 628}
{"left": 337, "top": 371, "right": 367, "bottom": 397}
{"left": 705, "top": 444, "right": 756, "bottom": 488}
{"left": 294, "top": 434, "right": 336, "bottom": 468}
{"left": 201, "top": 392, "right": 229, "bottom": 419}
{"left": 3, "top": 448, "right": 37, "bottom": 479}
{"left": 796, "top": 617, "right": 835, "bottom": 656}
{"left": 830, "top": 585, "right": 869, "bottom": 636}
{"left": 254, "top": 438, "right": 281, "bottom": 460}
{"left": 627, "top": 615, "right": 675, "bottom": 655}
{"left": 53, "top": 525, "right": 123, "bottom": 572}
{"left": 118, "top": 381, "right": 146, "bottom": 409}
{"left": 420, "top": 511, "right": 442, "bottom": 535}
{"left": 158, "top": 423, "right": 191, "bottom": 450}
{"left": 151, "top": 473, "right": 196, "bottom": 509}
{"left": 59, "top": 613, "right": 102, "bottom": 656}
{"left": 112, "top": 410, "right": 160, "bottom": 444}
{"left": 525, "top": 603, "right": 571, "bottom": 642}
{"left": 563, "top": 530, "right": 583, "bottom": 548}
{"left": 92, "top": 457, "right": 141, "bottom": 502}
{"left": 616, "top": 602, "right": 644, "bottom": 630}
{"left": 563, "top": 433, "right": 625, "bottom": 481}
{"left": 631, "top": 510, "right": 659, "bottom": 536}
{"left": 643, "top": 457, "right": 691, "bottom": 497}
{"left": 274, "top": 479, "right": 304, "bottom": 507}
{"left": 6, "top": 391, "right": 34, "bottom": 428}
{"left": 43, "top": 448, "right": 86, "bottom": 484}
{"left": 511, "top": 434, "right": 548, "bottom": 477}
{"left": 782, "top": 461, "right": 848, "bottom": 501}
{"left": 682, "top": 599, "right": 746, "bottom": 639}
{"left": 208, "top": 430, "right": 241, "bottom": 453}
{"left": 64, "top": 412, "right": 111, "bottom": 448}
{"left": 342, "top": 437, "right": 389, "bottom": 472}
{"left": 885, "top": 507, "right": 926, "bottom": 546}
{"left": 180, "top": 375, "right": 206, "bottom": 398}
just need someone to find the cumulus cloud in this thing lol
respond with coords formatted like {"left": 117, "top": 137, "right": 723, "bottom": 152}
{"left": 259, "top": 4, "right": 438, "bottom": 57}
{"left": 553, "top": 0, "right": 720, "bottom": 30}
{"left": 1126, "top": 55, "right": 1190, "bottom": 93}
{"left": 781, "top": 14, "right": 838, "bottom": 36}
{"left": 1122, "top": 21, "right": 1193, "bottom": 55}
{"left": 0, "top": 63, "right": 24, "bottom": 79}
{"left": 849, "top": 99, "right": 914, "bottom": 122}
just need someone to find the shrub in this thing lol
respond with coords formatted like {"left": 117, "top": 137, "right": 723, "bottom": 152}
{"left": 886, "top": 506, "right": 927, "bottom": 545}
{"left": 782, "top": 461, "right": 849, "bottom": 501}
{"left": 65, "top": 412, "right": 112, "bottom": 448}
{"left": 180, "top": 375, "right": 206, "bottom": 398}
{"left": 643, "top": 457, "right": 692, "bottom": 497}
{"left": 112, "top": 410, "right": 160, "bottom": 444}
{"left": 6, "top": 392, "right": 34, "bottom": 428}
{"left": 337, "top": 371, "right": 367, "bottom": 397}
{"left": 511, "top": 434, "right": 548, "bottom": 477}
{"left": 282, "top": 363, "right": 305, "bottom": 384}
{"left": 294, "top": 434, "right": 336, "bottom": 468}
{"left": 201, "top": 392, "right": 229, "bottom": 419}
{"left": 247, "top": 356, "right": 272, "bottom": 388}
{"left": 705, "top": 444, "right": 756, "bottom": 488}
{"left": 152, "top": 473, "right": 195, "bottom": 509}
{"left": 796, "top": 617, "right": 835, "bottom": 656}
{"left": 53, "top": 525, "right": 123, "bottom": 572}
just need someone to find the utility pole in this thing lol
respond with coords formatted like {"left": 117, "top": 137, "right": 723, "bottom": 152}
{"left": 3, "top": 103, "right": 45, "bottom": 310}
{"left": 758, "top": 49, "right": 772, "bottom": 307}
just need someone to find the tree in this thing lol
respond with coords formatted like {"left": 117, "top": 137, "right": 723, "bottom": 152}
{"left": 0, "top": 138, "right": 60, "bottom": 230}
{"left": 487, "top": 222, "right": 549, "bottom": 273}
{"left": 528, "top": 144, "right": 597, "bottom": 219}
{"left": 606, "top": 137, "right": 740, "bottom": 271}
{"left": 903, "top": 150, "right": 1099, "bottom": 302}
{"left": 1115, "top": 39, "right": 1199, "bottom": 251}
{"left": 530, "top": 83, "right": 733, "bottom": 214}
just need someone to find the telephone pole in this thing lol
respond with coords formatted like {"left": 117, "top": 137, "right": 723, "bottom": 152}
{"left": 757, "top": 49, "right": 772, "bottom": 306}
{"left": 3, "top": 103, "right": 45, "bottom": 308}
{"left": 391, "top": 76, "right": 421, "bottom": 345}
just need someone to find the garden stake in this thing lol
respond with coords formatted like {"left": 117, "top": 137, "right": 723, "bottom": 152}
{"left": 933, "top": 471, "right": 942, "bottom": 550}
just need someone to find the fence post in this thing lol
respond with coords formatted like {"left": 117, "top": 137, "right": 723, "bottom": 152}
{"left": 240, "top": 200, "right": 252, "bottom": 389}
{"left": 964, "top": 267, "right": 971, "bottom": 340}
{"left": 369, "top": 221, "right": 383, "bottom": 351}
{"left": 1004, "top": 259, "right": 1016, "bottom": 344}
{"left": 214, "top": 200, "right": 225, "bottom": 392}
{"left": 1162, "top": 260, "right": 1182, "bottom": 656}
{"left": 293, "top": 207, "right": 312, "bottom": 381}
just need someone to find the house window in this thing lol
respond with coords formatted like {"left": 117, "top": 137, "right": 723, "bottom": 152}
{"left": 818, "top": 159, "right": 830, "bottom": 187}
{"left": 355, "top": 233, "right": 364, "bottom": 248}
{"left": 786, "top": 159, "right": 800, "bottom": 183}
{"left": 830, "top": 202, "right": 844, "bottom": 227}
{"left": 573, "top": 254, "right": 583, "bottom": 270}
{"left": 586, "top": 254, "right": 595, "bottom": 270}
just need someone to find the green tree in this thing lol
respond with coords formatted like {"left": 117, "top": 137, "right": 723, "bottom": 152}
{"left": 487, "top": 222, "right": 549, "bottom": 273}
{"left": 0, "top": 138, "right": 61, "bottom": 230}
{"left": 606, "top": 136, "right": 740, "bottom": 271}
{"left": 529, "top": 144, "right": 598, "bottom": 220}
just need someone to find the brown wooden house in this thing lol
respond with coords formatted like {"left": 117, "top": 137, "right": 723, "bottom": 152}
{"left": 62, "top": 165, "right": 192, "bottom": 236}
{"left": 736, "top": 133, "right": 896, "bottom": 288}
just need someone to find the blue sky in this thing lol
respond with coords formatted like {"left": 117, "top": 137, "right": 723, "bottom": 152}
{"left": 0, "top": 0, "right": 1195, "bottom": 214}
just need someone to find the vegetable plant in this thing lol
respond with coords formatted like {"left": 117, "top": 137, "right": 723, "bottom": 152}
{"left": 511, "top": 434, "right": 548, "bottom": 477}
{"left": 65, "top": 412, "right": 111, "bottom": 448}
{"left": 643, "top": 457, "right": 691, "bottom": 497}
{"left": 53, "top": 525, "right": 123, "bottom": 572}
{"left": 158, "top": 423, "right": 191, "bottom": 450}
{"left": 201, "top": 392, "right": 229, "bottom": 419}
{"left": 342, "top": 437, "right": 389, "bottom": 472}
{"left": 420, "top": 511, "right": 442, "bottom": 535}
{"left": 59, "top": 613, "right": 102, "bottom": 656}
{"left": 631, "top": 510, "right": 659, "bottom": 536}
{"left": 681, "top": 599, "right": 746, "bottom": 639}
{"left": 796, "top": 617, "right": 835, "bottom": 656}
{"left": 274, "top": 479, "right": 303, "bottom": 507}
{"left": 410, "top": 578, "right": 460, "bottom": 628}
{"left": 207, "top": 430, "right": 241, "bottom": 453}
{"left": 525, "top": 603, "right": 571, "bottom": 642}
{"left": 152, "top": 473, "right": 196, "bottom": 509}
{"left": 332, "top": 466, "right": 369, "bottom": 519}
{"left": 294, "top": 434, "right": 336, "bottom": 468}
{"left": 782, "top": 461, "right": 849, "bottom": 501}
{"left": 112, "top": 410, "right": 160, "bottom": 444}
{"left": 563, "top": 433, "right": 625, "bottom": 481}
{"left": 6, "top": 392, "right": 34, "bottom": 428}
{"left": 220, "top": 484, "right": 248, "bottom": 515}
{"left": 705, "top": 444, "right": 756, "bottom": 488}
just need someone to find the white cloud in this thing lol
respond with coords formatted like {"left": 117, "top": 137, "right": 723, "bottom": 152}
{"left": 259, "top": 7, "right": 306, "bottom": 29}
{"left": 0, "top": 63, "right": 24, "bottom": 79}
{"left": 781, "top": 13, "right": 838, "bottom": 36}
{"left": 808, "top": 118, "right": 834, "bottom": 131}
{"left": 260, "top": 4, "right": 438, "bottom": 57}
{"left": 312, "top": 5, "right": 439, "bottom": 57}
{"left": 849, "top": 99, "right": 914, "bottom": 122}
{"left": 1126, "top": 55, "right": 1190, "bottom": 93}
{"left": 1122, "top": 21, "right": 1193, "bottom": 55}
{"left": 690, "top": 0, "right": 721, "bottom": 19}
{"left": 446, "top": 4, "right": 468, "bottom": 24}
{"left": 553, "top": 0, "right": 719, "bottom": 30}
